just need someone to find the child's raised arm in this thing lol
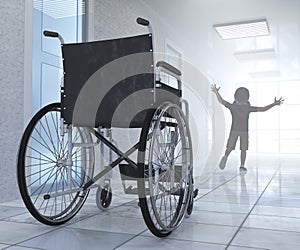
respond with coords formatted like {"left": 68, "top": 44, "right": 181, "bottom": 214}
{"left": 255, "top": 97, "right": 284, "bottom": 112}
{"left": 211, "top": 84, "right": 228, "bottom": 106}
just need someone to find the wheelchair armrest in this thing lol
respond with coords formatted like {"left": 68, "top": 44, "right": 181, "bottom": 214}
{"left": 156, "top": 61, "right": 181, "bottom": 77}
{"left": 156, "top": 61, "right": 182, "bottom": 90}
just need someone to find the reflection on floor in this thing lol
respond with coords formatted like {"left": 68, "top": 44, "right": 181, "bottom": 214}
{"left": 1, "top": 154, "right": 300, "bottom": 250}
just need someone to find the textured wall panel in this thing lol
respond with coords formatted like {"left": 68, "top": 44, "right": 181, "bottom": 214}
{"left": 0, "top": 1, "right": 25, "bottom": 202}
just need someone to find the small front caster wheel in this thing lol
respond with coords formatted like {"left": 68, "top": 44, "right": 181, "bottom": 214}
{"left": 96, "top": 184, "right": 112, "bottom": 210}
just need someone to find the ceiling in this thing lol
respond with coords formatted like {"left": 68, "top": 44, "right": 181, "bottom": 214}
{"left": 144, "top": 0, "right": 300, "bottom": 83}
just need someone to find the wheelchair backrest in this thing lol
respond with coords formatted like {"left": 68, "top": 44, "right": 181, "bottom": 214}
{"left": 61, "top": 34, "right": 155, "bottom": 128}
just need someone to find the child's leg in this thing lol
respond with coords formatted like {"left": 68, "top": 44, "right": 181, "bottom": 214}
{"left": 240, "top": 132, "right": 248, "bottom": 172}
{"left": 225, "top": 147, "right": 233, "bottom": 157}
{"left": 241, "top": 150, "right": 246, "bottom": 166}
{"left": 219, "top": 131, "right": 238, "bottom": 169}
{"left": 219, "top": 148, "right": 233, "bottom": 169}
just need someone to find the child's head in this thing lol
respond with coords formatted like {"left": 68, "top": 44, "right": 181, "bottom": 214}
{"left": 234, "top": 87, "right": 249, "bottom": 104}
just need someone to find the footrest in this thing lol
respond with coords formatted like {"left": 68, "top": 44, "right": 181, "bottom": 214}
{"left": 119, "top": 164, "right": 140, "bottom": 180}
{"left": 124, "top": 185, "right": 139, "bottom": 194}
{"left": 119, "top": 163, "right": 184, "bottom": 182}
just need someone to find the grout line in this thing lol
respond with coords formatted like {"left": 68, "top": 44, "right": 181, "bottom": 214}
{"left": 242, "top": 225, "right": 300, "bottom": 235}
{"left": 229, "top": 244, "right": 269, "bottom": 250}
{"left": 6, "top": 226, "right": 60, "bottom": 248}
{"left": 195, "top": 174, "right": 240, "bottom": 201}
{"left": 113, "top": 229, "right": 149, "bottom": 249}
{"left": 114, "top": 229, "right": 231, "bottom": 249}
{"left": 0, "top": 211, "right": 30, "bottom": 221}
{"left": 2, "top": 243, "right": 44, "bottom": 250}
{"left": 225, "top": 168, "right": 280, "bottom": 249}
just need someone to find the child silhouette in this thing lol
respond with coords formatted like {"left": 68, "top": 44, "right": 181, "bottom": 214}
{"left": 211, "top": 84, "right": 284, "bottom": 172}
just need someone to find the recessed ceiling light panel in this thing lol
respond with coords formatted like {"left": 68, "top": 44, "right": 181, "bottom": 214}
{"left": 214, "top": 19, "right": 270, "bottom": 39}
{"left": 234, "top": 48, "right": 276, "bottom": 61}
{"left": 249, "top": 70, "right": 280, "bottom": 78}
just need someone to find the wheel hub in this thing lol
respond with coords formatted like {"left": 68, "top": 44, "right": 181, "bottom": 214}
{"left": 57, "top": 158, "right": 67, "bottom": 168}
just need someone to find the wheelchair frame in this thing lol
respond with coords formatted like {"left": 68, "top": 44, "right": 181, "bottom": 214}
{"left": 17, "top": 17, "right": 196, "bottom": 237}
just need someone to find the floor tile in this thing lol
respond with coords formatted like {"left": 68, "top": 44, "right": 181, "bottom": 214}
{"left": 0, "top": 206, "right": 27, "bottom": 220}
{"left": 142, "top": 222, "right": 238, "bottom": 245}
{"left": 67, "top": 214, "right": 147, "bottom": 234}
{"left": 244, "top": 214, "right": 300, "bottom": 232}
{"left": 231, "top": 227, "right": 300, "bottom": 250}
{"left": 98, "top": 203, "right": 143, "bottom": 219}
{"left": 199, "top": 194, "right": 257, "bottom": 205}
{"left": 116, "top": 235, "right": 226, "bottom": 250}
{"left": 228, "top": 246, "right": 269, "bottom": 250}
{"left": 3, "top": 209, "right": 94, "bottom": 226}
{"left": 18, "top": 228, "right": 133, "bottom": 250}
{"left": 251, "top": 205, "right": 300, "bottom": 218}
{"left": 170, "top": 222, "right": 238, "bottom": 244}
{"left": 193, "top": 201, "right": 252, "bottom": 214}
{"left": 257, "top": 198, "right": 300, "bottom": 208}
{"left": 185, "top": 210, "right": 246, "bottom": 227}
{"left": 0, "top": 221, "right": 53, "bottom": 245}
{"left": 0, "top": 244, "right": 9, "bottom": 249}
{"left": 0, "top": 200, "right": 26, "bottom": 208}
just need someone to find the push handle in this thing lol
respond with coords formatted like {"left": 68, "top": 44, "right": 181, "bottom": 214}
{"left": 43, "top": 30, "right": 65, "bottom": 44}
{"left": 136, "top": 17, "right": 150, "bottom": 26}
{"left": 43, "top": 30, "right": 59, "bottom": 38}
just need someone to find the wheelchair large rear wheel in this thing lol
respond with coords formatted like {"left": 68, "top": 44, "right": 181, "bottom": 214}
{"left": 17, "top": 103, "right": 94, "bottom": 225}
{"left": 138, "top": 102, "right": 193, "bottom": 237}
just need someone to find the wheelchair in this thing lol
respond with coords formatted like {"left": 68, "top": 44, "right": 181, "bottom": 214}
{"left": 17, "top": 17, "right": 196, "bottom": 237}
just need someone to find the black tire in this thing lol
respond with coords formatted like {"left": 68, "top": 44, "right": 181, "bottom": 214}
{"left": 185, "top": 176, "right": 194, "bottom": 218}
{"left": 137, "top": 102, "right": 193, "bottom": 237}
{"left": 17, "top": 103, "right": 94, "bottom": 225}
{"left": 96, "top": 184, "right": 112, "bottom": 210}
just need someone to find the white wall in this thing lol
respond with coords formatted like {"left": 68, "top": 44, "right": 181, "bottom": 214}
{"left": 0, "top": 1, "right": 25, "bottom": 202}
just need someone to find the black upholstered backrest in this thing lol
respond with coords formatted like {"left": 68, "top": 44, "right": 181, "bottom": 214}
{"left": 61, "top": 34, "right": 154, "bottom": 128}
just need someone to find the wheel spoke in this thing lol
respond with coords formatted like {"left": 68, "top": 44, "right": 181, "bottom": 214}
{"left": 39, "top": 115, "right": 59, "bottom": 158}
{"left": 138, "top": 103, "right": 193, "bottom": 236}
{"left": 18, "top": 103, "right": 94, "bottom": 225}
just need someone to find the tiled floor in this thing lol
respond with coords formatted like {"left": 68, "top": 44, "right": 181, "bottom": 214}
{"left": 1, "top": 154, "right": 300, "bottom": 249}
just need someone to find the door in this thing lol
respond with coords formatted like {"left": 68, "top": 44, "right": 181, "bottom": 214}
{"left": 32, "top": 0, "right": 86, "bottom": 113}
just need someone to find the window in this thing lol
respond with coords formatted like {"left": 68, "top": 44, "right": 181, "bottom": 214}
{"left": 164, "top": 41, "right": 182, "bottom": 89}
{"left": 237, "top": 80, "right": 300, "bottom": 154}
